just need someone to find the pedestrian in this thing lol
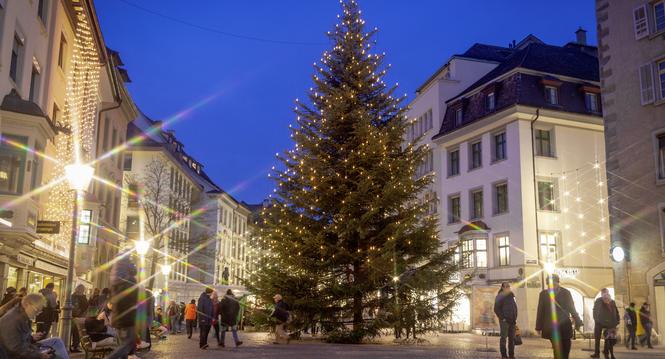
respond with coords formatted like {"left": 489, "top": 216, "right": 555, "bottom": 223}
{"left": 270, "top": 294, "right": 290, "bottom": 345}
{"left": 98, "top": 288, "right": 111, "bottom": 313}
{"left": 197, "top": 288, "right": 214, "bottom": 349}
{"left": 639, "top": 302, "right": 654, "bottom": 349}
{"left": 105, "top": 250, "right": 138, "bottom": 359}
{"left": 178, "top": 301, "right": 185, "bottom": 333}
{"left": 0, "top": 287, "right": 16, "bottom": 307}
{"left": 624, "top": 302, "right": 638, "bottom": 350}
{"left": 87, "top": 288, "right": 100, "bottom": 316}
{"left": 167, "top": 301, "right": 179, "bottom": 334}
{"left": 35, "top": 283, "right": 58, "bottom": 337}
{"left": 219, "top": 289, "right": 243, "bottom": 347}
{"left": 535, "top": 274, "right": 582, "bottom": 359}
{"left": 603, "top": 327, "right": 618, "bottom": 359}
{"left": 0, "top": 293, "right": 70, "bottom": 359}
{"left": 211, "top": 291, "right": 221, "bottom": 345}
{"left": 70, "top": 284, "right": 89, "bottom": 353}
{"left": 0, "top": 287, "right": 25, "bottom": 318}
{"left": 494, "top": 282, "right": 517, "bottom": 359}
{"left": 590, "top": 288, "right": 619, "bottom": 358}
{"left": 185, "top": 299, "right": 197, "bottom": 339}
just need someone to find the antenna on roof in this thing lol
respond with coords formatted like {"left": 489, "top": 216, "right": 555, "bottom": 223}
{"left": 508, "top": 40, "right": 516, "bottom": 48}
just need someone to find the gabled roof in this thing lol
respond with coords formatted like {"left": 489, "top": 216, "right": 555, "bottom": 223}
{"left": 449, "top": 42, "right": 599, "bottom": 102}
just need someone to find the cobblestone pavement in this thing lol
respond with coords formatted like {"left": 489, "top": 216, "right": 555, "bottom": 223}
{"left": 76, "top": 331, "right": 665, "bottom": 358}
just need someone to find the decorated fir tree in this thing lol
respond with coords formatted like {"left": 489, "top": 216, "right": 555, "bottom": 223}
{"left": 247, "top": 0, "right": 460, "bottom": 341}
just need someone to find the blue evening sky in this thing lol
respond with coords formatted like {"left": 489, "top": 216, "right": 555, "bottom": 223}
{"left": 95, "top": 0, "right": 597, "bottom": 204}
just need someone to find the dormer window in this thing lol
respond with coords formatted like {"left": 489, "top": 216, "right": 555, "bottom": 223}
{"left": 545, "top": 86, "right": 558, "bottom": 105}
{"left": 486, "top": 92, "right": 496, "bottom": 112}
{"left": 454, "top": 108, "right": 463, "bottom": 126}
{"left": 585, "top": 92, "right": 599, "bottom": 113}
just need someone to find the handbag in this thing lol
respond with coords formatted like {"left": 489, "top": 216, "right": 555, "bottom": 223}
{"left": 514, "top": 325, "right": 523, "bottom": 346}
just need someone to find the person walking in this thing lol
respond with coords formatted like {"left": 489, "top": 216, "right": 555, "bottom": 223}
{"left": 210, "top": 291, "right": 221, "bottom": 345}
{"left": 624, "top": 302, "right": 638, "bottom": 350}
{"left": 494, "top": 282, "right": 517, "bottom": 359}
{"left": 106, "top": 250, "right": 138, "bottom": 359}
{"left": 639, "top": 302, "right": 654, "bottom": 349}
{"left": 185, "top": 299, "right": 197, "bottom": 339}
{"left": 0, "top": 287, "right": 16, "bottom": 307}
{"left": 590, "top": 288, "right": 619, "bottom": 358}
{"left": 178, "top": 302, "right": 185, "bottom": 333}
{"left": 197, "top": 288, "right": 214, "bottom": 349}
{"left": 70, "top": 284, "right": 89, "bottom": 353}
{"left": 270, "top": 294, "right": 290, "bottom": 345}
{"left": 167, "top": 301, "right": 179, "bottom": 335}
{"left": 219, "top": 289, "right": 243, "bottom": 347}
{"left": 35, "top": 283, "right": 58, "bottom": 337}
{"left": 535, "top": 274, "right": 582, "bottom": 359}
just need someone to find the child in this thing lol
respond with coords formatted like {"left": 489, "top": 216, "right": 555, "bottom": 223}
{"left": 603, "top": 327, "right": 617, "bottom": 359}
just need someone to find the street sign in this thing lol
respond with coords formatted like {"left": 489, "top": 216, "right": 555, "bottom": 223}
{"left": 36, "top": 220, "right": 60, "bottom": 234}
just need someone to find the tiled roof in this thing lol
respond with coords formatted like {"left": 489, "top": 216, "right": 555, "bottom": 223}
{"left": 1, "top": 89, "right": 46, "bottom": 118}
{"left": 456, "top": 43, "right": 515, "bottom": 63}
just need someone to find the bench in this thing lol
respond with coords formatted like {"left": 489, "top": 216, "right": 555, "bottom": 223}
{"left": 74, "top": 318, "right": 116, "bottom": 359}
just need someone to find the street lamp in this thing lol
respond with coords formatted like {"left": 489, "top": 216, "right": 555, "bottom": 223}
{"left": 544, "top": 262, "right": 556, "bottom": 275}
{"left": 161, "top": 264, "right": 172, "bottom": 277}
{"left": 610, "top": 246, "right": 626, "bottom": 262}
{"left": 59, "top": 162, "right": 94, "bottom": 350}
{"left": 135, "top": 240, "right": 150, "bottom": 257}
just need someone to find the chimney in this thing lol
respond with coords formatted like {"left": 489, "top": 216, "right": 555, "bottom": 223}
{"left": 575, "top": 27, "right": 587, "bottom": 45}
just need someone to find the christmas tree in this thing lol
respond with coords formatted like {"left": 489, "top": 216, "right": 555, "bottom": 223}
{"left": 247, "top": 0, "right": 460, "bottom": 341}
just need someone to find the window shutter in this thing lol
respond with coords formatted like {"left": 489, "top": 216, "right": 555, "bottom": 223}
{"left": 634, "top": 5, "right": 650, "bottom": 40}
{"left": 639, "top": 63, "right": 655, "bottom": 105}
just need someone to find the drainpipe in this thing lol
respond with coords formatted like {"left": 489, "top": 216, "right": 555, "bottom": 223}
{"left": 529, "top": 109, "right": 544, "bottom": 290}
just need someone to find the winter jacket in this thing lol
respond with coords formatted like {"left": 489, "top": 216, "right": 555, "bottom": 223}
{"left": 0, "top": 305, "right": 43, "bottom": 359}
{"left": 639, "top": 307, "right": 652, "bottom": 328}
{"left": 0, "top": 293, "right": 15, "bottom": 307}
{"left": 185, "top": 303, "right": 197, "bottom": 320}
{"left": 167, "top": 304, "right": 178, "bottom": 317}
{"left": 535, "top": 287, "right": 581, "bottom": 340}
{"left": 271, "top": 300, "right": 290, "bottom": 323}
{"left": 197, "top": 292, "right": 214, "bottom": 325}
{"left": 219, "top": 294, "right": 241, "bottom": 326}
{"left": 493, "top": 290, "right": 518, "bottom": 324}
{"left": 0, "top": 297, "right": 20, "bottom": 318}
{"left": 72, "top": 293, "right": 89, "bottom": 318}
{"left": 592, "top": 298, "right": 619, "bottom": 329}
{"left": 110, "top": 254, "right": 138, "bottom": 328}
{"left": 624, "top": 307, "right": 637, "bottom": 327}
{"left": 35, "top": 288, "right": 57, "bottom": 323}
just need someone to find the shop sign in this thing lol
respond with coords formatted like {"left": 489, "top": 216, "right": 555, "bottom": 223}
{"left": 16, "top": 254, "right": 33, "bottom": 266}
{"left": 526, "top": 259, "right": 538, "bottom": 265}
{"left": 555, "top": 267, "right": 580, "bottom": 279}
{"left": 36, "top": 221, "right": 60, "bottom": 234}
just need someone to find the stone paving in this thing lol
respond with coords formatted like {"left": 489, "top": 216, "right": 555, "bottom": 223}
{"left": 75, "top": 331, "right": 665, "bottom": 358}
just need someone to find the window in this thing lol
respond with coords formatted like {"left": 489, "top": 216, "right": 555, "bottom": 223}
{"left": 640, "top": 63, "right": 655, "bottom": 105}
{"left": 545, "top": 86, "right": 558, "bottom": 105}
{"left": 493, "top": 132, "right": 507, "bottom": 162}
{"left": 657, "top": 134, "right": 665, "bottom": 180}
{"left": 486, "top": 92, "right": 496, "bottom": 111}
{"left": 10, "top": 34, "right": 23, "bottom": 83}
{"left": 448, "top": 194, "right": 461, "bottom": 224}
{"left": 539, "top": 232, "right": 559, "bottom": 263}
{"left": 497, "top": 234, "right": 510, "bottom": 266}
{"left": 460, "top": 238, "right": 474, "bottom": 267}
{"left": 634, "top": 5, "right": 650, "bottom": 39}
{"left": 470, "top": 141, "right": 482, "bottom": 169}
{"left": 448, "top": 149, "right": 459, "bottom": 176}
{"left": 37, "top": 0, "right": 47, "bottom": 25}
{"left": 52, "top": 103, "right": 60, "bottom": 125}
{"left": 459, "top": 237, "right": 487, "bottom": 268}
{"left": 655, "top": 1, "right": 665, "bottom": 33}
{"left": 28, "top": 64, "right": 40, "bottom": 102}
{"left": 0, "top": 134, "right": 27, "bottom": 194}
{"left": 537, "top": 180, "right": 558, "bottom": 211}
{"left": 494, "top": 182, "right": 508, "bottom": 215}
{"left": 77, "top": 210, "right": 92, "bottom": 244}
{"left": 128, "top": 183, "right": 139, "bottom": 208}
{"left": 57, "top": 34, "right": 67, "bottom": 69}
{"left": 659, "top": 61, "right": 665, "bottom": 100}
{"left": 30, "top": 142, "right": 43, "bottom": 191}
{"left": 126, "top": 216, "right": 139, "bottom": 240}
{"left": 585, "top": 92, "right": 599, "bottom": 113}
{"left": 455, "top": 108, "right": 463, "bottom": 126}
{"left": 470, "top": 189, "right": 483, "bottom": 219}
{"left": 123, "top": 153, "right": 133, "bottom": 171}
{"left": 101, "top": 116, "right": 110, "bottom": 152}
{"left": 475, "top": 238, "right": 487, "bottom": 267}
{"left": 535, "top": 129, "right": 553, "bottom": 157}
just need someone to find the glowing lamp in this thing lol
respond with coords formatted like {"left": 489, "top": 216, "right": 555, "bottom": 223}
{"left": 135, "top": 240, "right": 150, "bottom": 257}
{"left": 161, "top": 264, "right": 172, "bottom": 276}
{"left": 64, "top": 163, "right": 94, "bottom": 191}
{"left": 544, "top": 262, "right": 556, "bottom": 275}
{"left": 610, "top": 246, "right": 625, "bottom": 262}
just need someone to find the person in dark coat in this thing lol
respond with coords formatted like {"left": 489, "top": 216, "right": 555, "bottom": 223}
{"left": 197, "top": 288, "right": 214, "bottom": 349}
{"left": 105, "top": 251, "right": 138, "bottom": 359}
{"left": 639, "top": 302, "right": 653, "bottom": 349}
{"left": 590, "top": 288, "right": 619, "bottom": 358}
{"left": 0, "top": 287, "right": 16, "bottom": 307}
{"left": 535, "top": 274, "right": 581, "bottom": 359}
{"left": 35, "top": 283, "right": 58, "bottom": 337}
{"left": 624, "top": 302, "right": 638, "bottom": 350}
{"left": 270, "top": 294, "right": 290, "bottom": 344}
{"left": 70, "top": 284, "right": 89, "bottom": 353}
{"left": 494, "top": 282, "right": 517, "bottom": 359}
{"left": 219, "top": 289, "right": 243, "bottom": 347}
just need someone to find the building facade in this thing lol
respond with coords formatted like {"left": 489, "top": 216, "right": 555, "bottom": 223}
{"left": 432, "top": 34, "right": 613, "bottom": 334}
{"left": 596, "top": 0, "right": 665, "bottom": 334}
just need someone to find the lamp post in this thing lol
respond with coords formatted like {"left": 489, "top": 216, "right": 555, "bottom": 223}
{"left": 59, "top": 163, "right": 94, "bottom": 350}
{"left": 135, "top": 240, "right": 150, "bottom": 258}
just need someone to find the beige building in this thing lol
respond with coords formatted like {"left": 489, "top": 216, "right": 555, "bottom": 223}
{"left": 596, "top": 0, "right": 665, "bottom": 334}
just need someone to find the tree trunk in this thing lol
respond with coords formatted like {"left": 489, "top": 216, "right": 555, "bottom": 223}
{"left": 147, "top": 234, "right": 162, "bottom": 289}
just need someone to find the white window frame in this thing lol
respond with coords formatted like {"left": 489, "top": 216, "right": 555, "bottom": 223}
{"left": 469, "top": 140, "right": 482, "bottom": 170}
{"left": 545, "top": 86, "right": 558, "bottom": 105}
{"left": 537, "top": 178, "right": 559, "bottom": 212}
{"left": 455, "top": 108, "right": 463, "bottom": 126}
{"left": 469, "top": 187, "right": 484, "bottom": 220}
{"left": 655, "top": 131, "right": 665, "bottom": 182}
{"left": 493, "top": 180, "right": 509, "bottom": 215}
{"left": 654, "top": 0, "right": 665, "bottom": 33}
{"left": 448, "top": 193, "right": 461, "bottom": 224}
{"left": 634, "top": 4, "right": 650, "bottom": 39}
{"left": 486, "top": 92, "right": 496, "bottom": 111}
{"left": 77, "top": 209, "right": 93, "bottom": 244}
{"left": 496, "top": 233, "right": 510, "bottom": 267}
{"left": 539, "top": 231, "right": 560, "bottom": 263}
{"left": 492, "top": 131, "right": 507, "bottom": 162}
{"left": 534, "top": 127, "right": 555, "bottom": 157}
{"left": 585, "top": 92, "right": 599, "bottom": 113}
{"left": 448, "top": 148, "right": 460, "bottom": 177}
{"left": 640, "top": 63, "right": 656, "bottom": 105}
{"left": 658, "top": 60, "right": 665, "bottom": 100}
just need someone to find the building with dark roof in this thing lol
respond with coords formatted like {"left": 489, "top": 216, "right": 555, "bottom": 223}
{"left": 428, "top": 30, "right": 613, "bottom": 334}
